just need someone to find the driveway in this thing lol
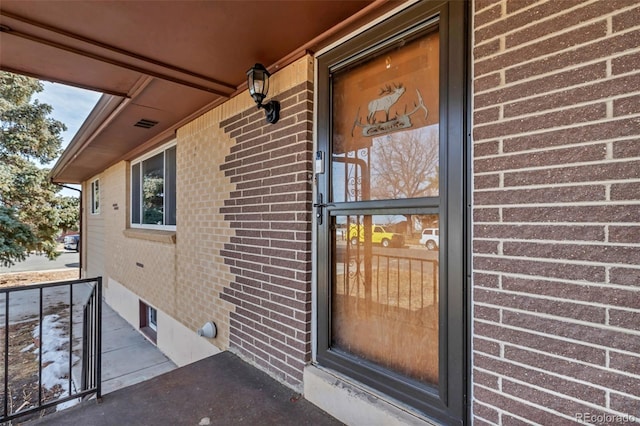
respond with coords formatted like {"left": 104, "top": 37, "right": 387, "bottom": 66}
{"left": 0, "top": 251, "right": 79, "bottom": 273}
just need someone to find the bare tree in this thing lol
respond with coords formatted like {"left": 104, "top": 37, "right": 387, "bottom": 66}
{"left": 369, "top": 126, "right": 439, "bottom": 237}
{"left": 370, "top": 126, "right": 439, "bottom": 199}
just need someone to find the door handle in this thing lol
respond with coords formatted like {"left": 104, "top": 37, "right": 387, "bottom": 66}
{"left": 313, "top": 194, "right": 334, "bottom": 225}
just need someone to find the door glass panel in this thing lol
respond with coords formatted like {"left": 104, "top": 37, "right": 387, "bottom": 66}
{"left": 332, "top": 31, "right": 439, "bottom": 203}
{"left": 332, "top": 214, "right": 440, "bottom": 385}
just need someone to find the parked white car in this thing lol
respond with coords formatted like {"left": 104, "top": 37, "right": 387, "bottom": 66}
{"left": 63, "top": 234, "right": 80, "bottom": 252}
{"left": 420, "top": 228, "right": 439, "bottom": 250}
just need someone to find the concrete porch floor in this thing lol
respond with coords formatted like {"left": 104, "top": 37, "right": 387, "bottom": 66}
{"left": 100, "top": 301, "right": 176, "bottom": 394}
{"left": 29, "top": 351, "right": 342, "bottom": 425}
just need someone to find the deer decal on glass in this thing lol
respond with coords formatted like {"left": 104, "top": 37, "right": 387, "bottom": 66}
{"left": 352, "top": 82, "right": 428, "bottom": 138}
{"left": 367, "top": 83, "right": 406, "bottom": 123}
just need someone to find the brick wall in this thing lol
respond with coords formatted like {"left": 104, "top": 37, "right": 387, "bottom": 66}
{"left": 218, "top": 79, "right": 314, "bottom": 388}
{"left": 175, "top": 55, "right": 314, "bottom": 388}
{"left": 175, "top": 98, "right": 238, "bottom": 349}
{"left": 472, "top": 0, "right": 640, "bottom": 424}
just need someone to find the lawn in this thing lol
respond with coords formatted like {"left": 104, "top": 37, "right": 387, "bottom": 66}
{"left": 1, "top": 270, "right": 79, "bottom": 288}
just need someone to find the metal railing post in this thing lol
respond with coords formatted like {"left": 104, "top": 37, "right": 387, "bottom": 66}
{"left": 68, "top": 283, "right": 74, "bottom": 399}
{"left": 3, "top": 292, "right": 9, "bottom": 418}
{"left": 96, "top": 277, "right": 102, "bottom": 400}
{"left": 38, "top": 287, "right": 43, "bottom": 406}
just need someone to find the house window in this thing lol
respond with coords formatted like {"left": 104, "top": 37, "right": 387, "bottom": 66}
{"left": 130, "top": 141, "right": 176, "bottom": 229}
{"left": 91, "top": 179, "right": 100, "bottom": 214}
{"left": 139, "top": 301, "right": 158, "bottom": 343}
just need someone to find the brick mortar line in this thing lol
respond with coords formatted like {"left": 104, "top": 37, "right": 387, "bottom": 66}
{"left": 235, "top": 312, "right": 306, "bottom": 352}
{"left": 473, "top": 0, "right": 632, "bottom": 41}
{"left": 233, "top": 281, "right": 309, "bottom": 299}
{"left": 473, "top": 35, "right": 639, "bottom": 88}
{"left": 473, "top": 159, "right": 640, "bottom": 176}
{"left": 472, "top": 267, "right": 640, "bottom": 286}
{"left": 473, "top": 369, "right": 640, "bottom": 419}
{"left": 471, "top": 221, "right": 638, "bottom": 229}
{"left": 471, "top": 398, "right": 502, "bottom": 424}
{"left": 473, "top": 253, "right": 640, "bottom": 270}
{"left": 477, "top": 96, "right": 640, "bottom": 124}
{"left": 231, "top": 282, "right": 311, "bottom": 298}
{"left": 473, "top": 180, "right": 640, "bottom": 191}
{"left": 474, "top": 308, "right": 640, "bottom": 339}
{"left": 234, "top": 330, "right": 307, "bottom": 370}
{"left": 473, "top": 175, "right": 640, "bottom": 186}
{"left": 471, "top": 186, "right": 638, "bottom": 196}
{"left": 235, "top": 118, "right": 313, "bottom": 138}
{"left": 231, "top": 312, "right": 308, "bottom": 354}
{"left": 474, "top": 364, "right": 640, "bottom": 408}
{"left": 234, "top": 143, "right": 311, "bottom": 161}
{"left": 475, "top": 8, "right": 638, "bottom": 62}
{"left": 221, "top": 91, "right": 311, "bottom": 127}
{"left": 474, "top": 109, "right": 640, "bottom": 135}
{"left": 227, "top": 219, "right": 312, "bottom": 225}
{"left": 470, "top": 414, "right": 497, "bottom": 426}
{"left": 474, "top": 337, "right": 640, "bottom": 382}
{"left": 232, "top": 125, "right": 312, "bottom": 148}
{"left": 227, "top": 283, "right": 311, "bottom": 312}
{"left": 249, "top": 280, "right": 311, "bottom": 293}
{"left": 473, "top": 136, "right": 640, "bottom": 160}
{"left": 473, "top": 60, "right": 638, "bottom": 99}
{"left": 473, "top": 114, "right": 640, "bottom": 144}
{"left": 471, "top": 200, "right": 640, "bottom": 208}
{"left": 474, "top": 290, "right": 640, "bottom": 314}
{"left": 473, "top": 237, "right": 640, "bottom": 249}
{"left": 473, "top": 87, "right": 640, "bottom": 118}
{"left": 473, "top": 382, "right": 594, "bottom": 425}
{"left": 472, "top": 270, "right": 640, "bottom": 288}
{"left": 232, "top": 149, "right": 305, "bottom": 166}
{"left": 472, "top": 0, "right": 600, "bottom": 33}
{"left": 472, "top": 0, "right": 499, "bottom": 15}
{"left": 473, "top": 0, "right": 600, "bottom": 31}
{"left": 226, "top": 135, "right": 308, "bottom": 156}
{"left": 229, "top": 172, "right": 312, "bottom": 184}
{"left": 230, "top": 326, "right": 307, "bottom": 365}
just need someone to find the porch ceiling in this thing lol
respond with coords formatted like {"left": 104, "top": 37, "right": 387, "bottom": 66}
{"left": 0, "top": 0, "right": 393, "bottom": 184}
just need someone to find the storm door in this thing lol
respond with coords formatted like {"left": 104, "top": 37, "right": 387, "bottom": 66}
{"left": 316, "top": 2, "right": 467, "bottom": 423}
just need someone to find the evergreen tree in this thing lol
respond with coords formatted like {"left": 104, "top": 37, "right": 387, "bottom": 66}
{"left": 0, "top": 71, "right": 78, "bottom": 267}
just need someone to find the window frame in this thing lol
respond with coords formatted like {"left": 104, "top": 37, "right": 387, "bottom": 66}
{"left": 90, "top": 178, "right": 100, "bottom": 215}
{"left": 129, "top": 140, "right": 177, "bottom": 231}
{"left": 139, "top": 300, "right": 158, "bottom": 344}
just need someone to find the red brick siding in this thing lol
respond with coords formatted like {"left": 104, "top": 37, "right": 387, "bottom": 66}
{"left": 219, "top": 82, "right": 313, "bottom": 387}
{"left": 472, "top": 0, "right": 640, "bottom": 424}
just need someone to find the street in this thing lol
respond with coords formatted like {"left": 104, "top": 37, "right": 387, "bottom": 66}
{"left": 0, "top": 251, "right": 79, "bottom": 273}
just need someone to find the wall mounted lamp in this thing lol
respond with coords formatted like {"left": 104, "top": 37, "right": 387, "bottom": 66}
{"left": 247, "top": 63, "right": 280, "bottom": 124}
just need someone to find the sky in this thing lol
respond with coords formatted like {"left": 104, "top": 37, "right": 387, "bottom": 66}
{"left": 34, "top": 82, "right": 102, "bottom": 196}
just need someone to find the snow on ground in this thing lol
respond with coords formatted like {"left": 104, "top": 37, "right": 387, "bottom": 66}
{"left": 31, "top": 313, "right": 81, "bottom": 410}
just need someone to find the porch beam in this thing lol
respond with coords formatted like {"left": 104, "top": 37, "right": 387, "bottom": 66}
{"left": 0, "top": 12, "right": 236, "bottom": 96}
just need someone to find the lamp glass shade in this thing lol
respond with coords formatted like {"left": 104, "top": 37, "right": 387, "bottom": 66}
{"left": 247, "top": 63, "right": 270, "bottom": 104}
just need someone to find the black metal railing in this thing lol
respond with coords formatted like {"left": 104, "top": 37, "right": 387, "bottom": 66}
{"left": 0, "top": 277, "right": 102, "bottom": 423}
{"left": 337, "top": 246, "right": 439, "bottom": 311}
{"left": 81, "top": 282, "right": 101, "bottom": 394}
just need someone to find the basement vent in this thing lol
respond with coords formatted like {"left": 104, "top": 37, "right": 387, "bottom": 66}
{"left": 134, "top": 119, "right": 159, "bottom": 129}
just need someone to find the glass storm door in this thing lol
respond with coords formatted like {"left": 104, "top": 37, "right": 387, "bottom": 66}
{"left": 316, "top": 2, "right": 467, "bottom": 423}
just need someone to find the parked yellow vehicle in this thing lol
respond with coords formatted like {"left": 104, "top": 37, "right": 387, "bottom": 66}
{"left": 348, "top": 224, "right": 405, "bottom": 248}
